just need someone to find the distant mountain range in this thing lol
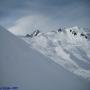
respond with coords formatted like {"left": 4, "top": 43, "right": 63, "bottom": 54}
{"left": 22, "top": 26, "right": 90, "bottom": 80}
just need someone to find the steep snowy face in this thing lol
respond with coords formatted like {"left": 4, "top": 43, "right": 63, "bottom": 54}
{"left": 1, "top": 26, "right": 90, "bottom": 90}
{"left": 23, "top": 26, "right": 90, "bottom": 80}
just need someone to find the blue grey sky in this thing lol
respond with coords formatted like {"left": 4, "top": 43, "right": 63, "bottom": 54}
{"left": 0, "top": 0, "right": 90, "bottom": 34}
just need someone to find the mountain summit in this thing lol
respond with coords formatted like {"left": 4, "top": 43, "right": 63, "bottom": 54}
{"left": 23, "top": 26, "right": 90, "bottom": 81}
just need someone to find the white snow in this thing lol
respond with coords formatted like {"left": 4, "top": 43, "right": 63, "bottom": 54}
{"left": 0, "top": 26, "right": 90, "bottom": 90}
{"left": 22, "top": 26, "right": 90, "bottom": 81}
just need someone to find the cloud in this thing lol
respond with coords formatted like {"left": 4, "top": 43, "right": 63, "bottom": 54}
{"left": 0, "top": 0, "right": 89, "bottom": 19}
{"left": 8, "top": 15, "right": 60, "bottom": 35}
{"left": 0, "top": 0, "right": 90, "bottom": 29}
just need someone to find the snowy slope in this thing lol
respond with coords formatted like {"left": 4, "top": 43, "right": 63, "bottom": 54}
{"left": 0, "top": 26, "right": 90, "bottom": 90}
{"left": 22, "top": 26, "right": 90, "bottom": 81}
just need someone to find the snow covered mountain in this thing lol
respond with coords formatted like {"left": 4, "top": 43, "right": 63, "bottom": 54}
{"left": 22, "top": 26, "right": 90, "bottom": 81}
{"left": 0, "top": 25, "right": 90, "bottom": 90}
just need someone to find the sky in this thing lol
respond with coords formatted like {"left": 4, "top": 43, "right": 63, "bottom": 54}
{"left": 0, "top": 0, "right": 90, "bottom": 35}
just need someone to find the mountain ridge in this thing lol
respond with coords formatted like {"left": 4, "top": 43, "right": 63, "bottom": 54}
{"left": 22, "top": 26, "right": 90, "bottom": 81}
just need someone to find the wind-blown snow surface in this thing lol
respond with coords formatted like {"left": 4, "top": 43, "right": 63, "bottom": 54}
{"left": 23, "top": 26, "right": 90, "bottom": 81}
{"left": 0, "top": 26, "right": 90, "bottom": 90}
